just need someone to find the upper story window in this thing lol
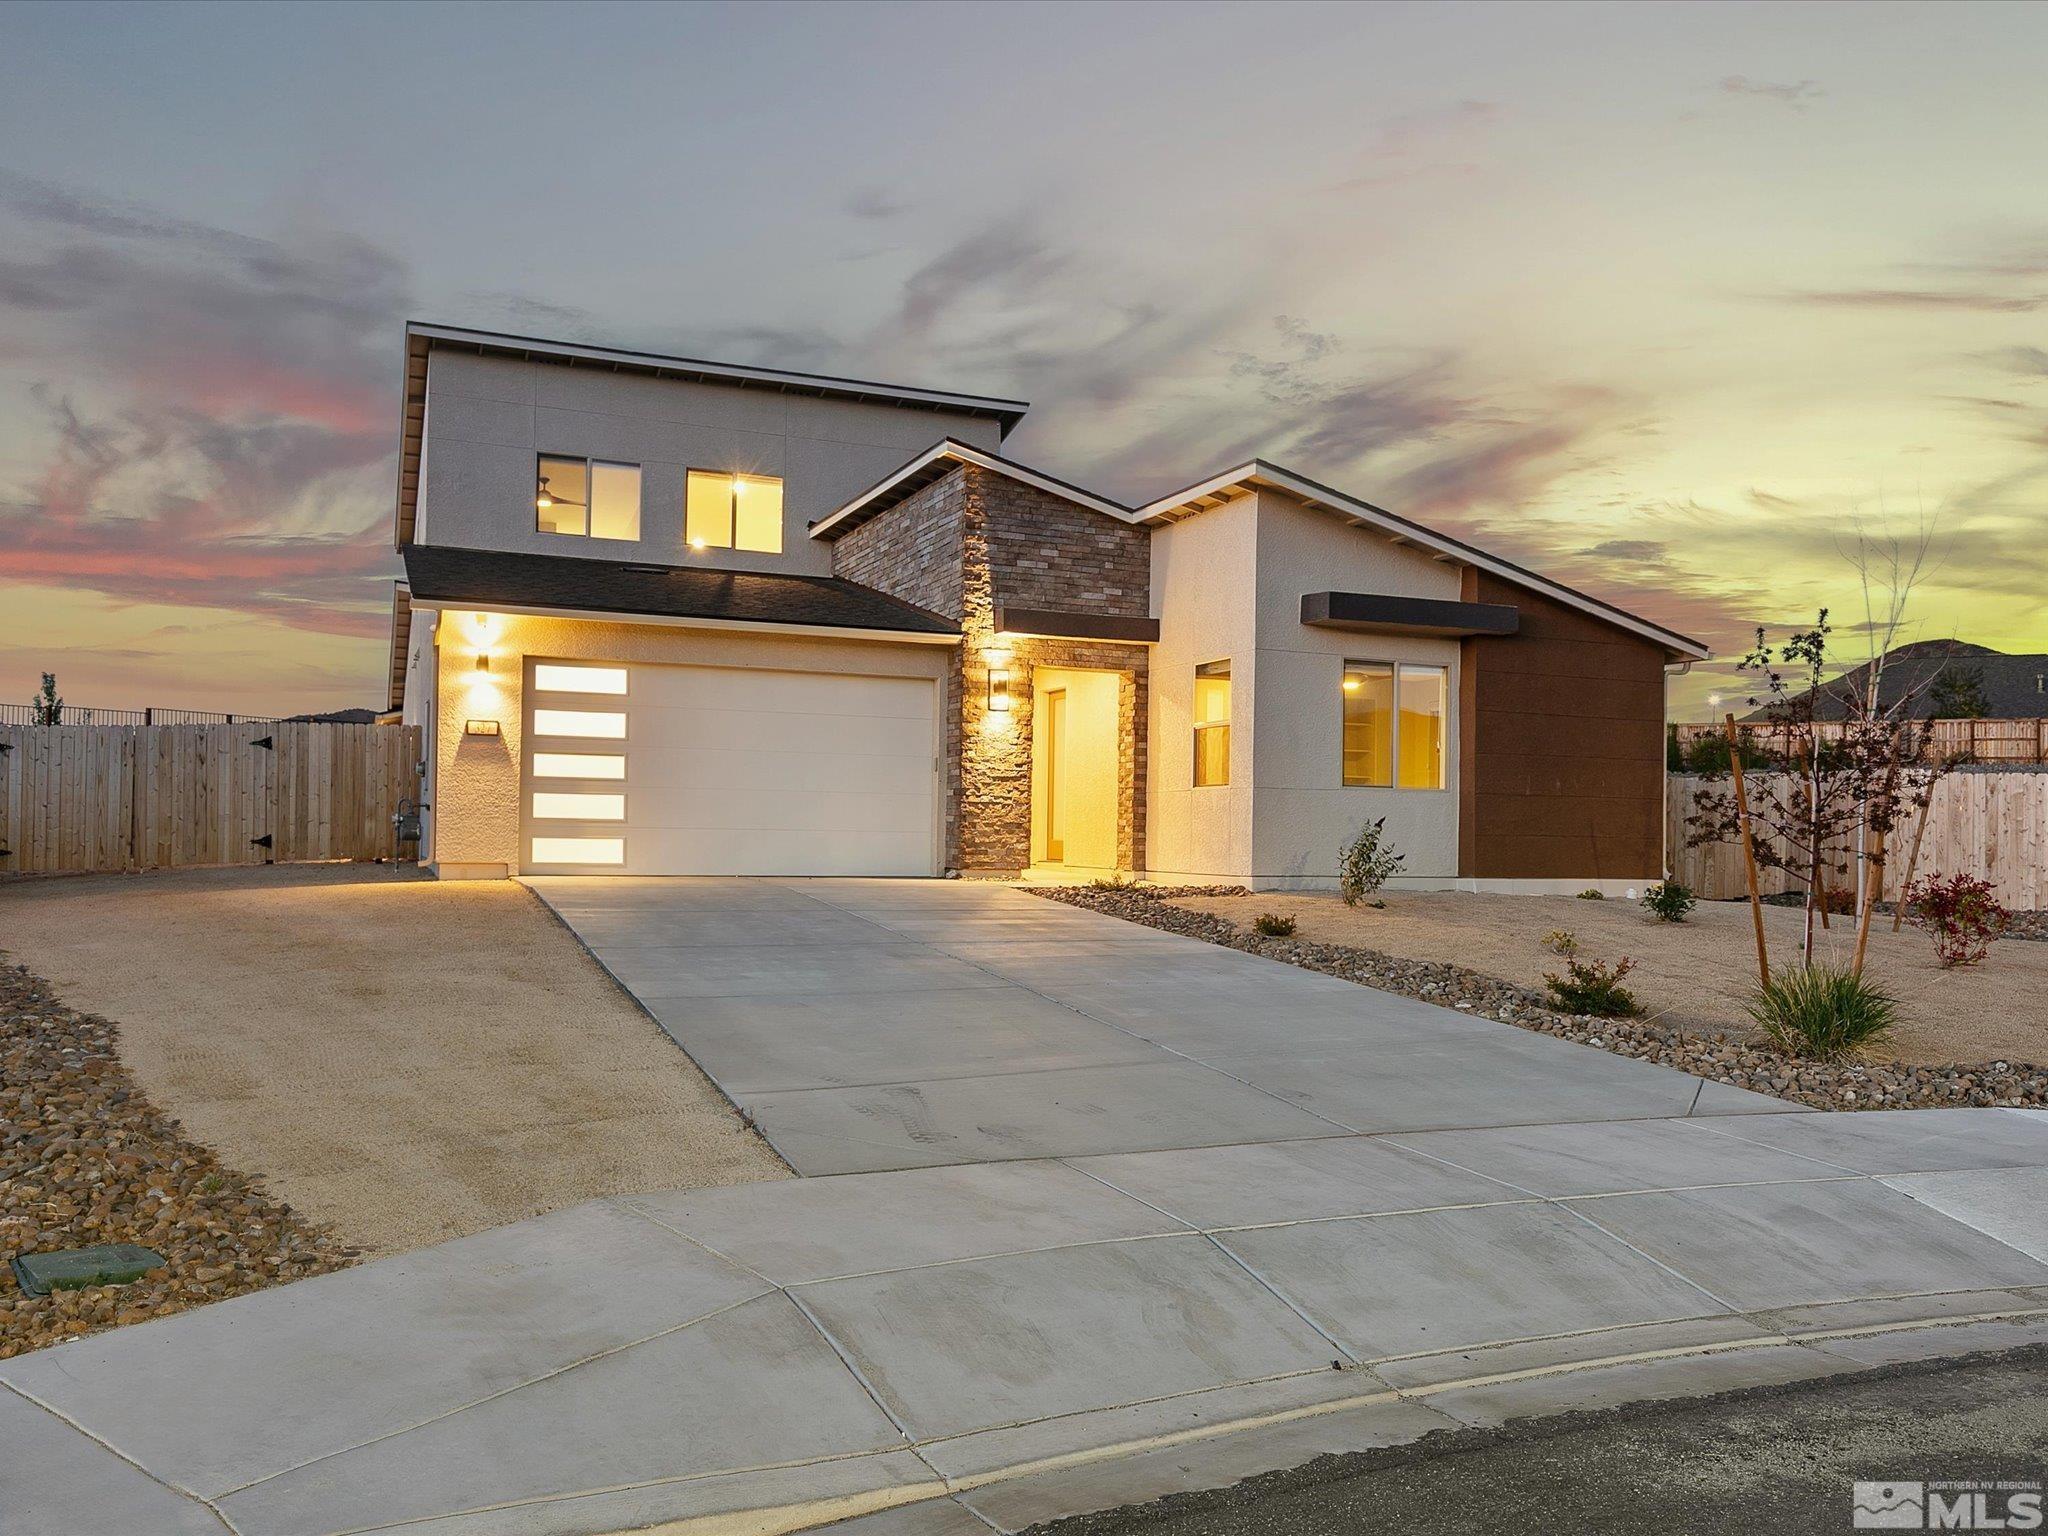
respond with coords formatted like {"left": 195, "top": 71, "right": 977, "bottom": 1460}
{"left": 1193, "top": 659, "right": 1231, "bottom": 787}
{"left": 1342, "top": 660, "right": 1447, "bottom": 789}
{"left": 686, "top": 470, "right": 784, "bottom": 554}
{"left": 537, "top": 455, "right": 641, "bottom": 541}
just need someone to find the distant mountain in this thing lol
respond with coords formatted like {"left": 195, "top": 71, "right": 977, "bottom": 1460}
{"left": 287, "top": 707, "right": 382, "bottom": 724}
{"left": 1746, "top": 640, "right": 2048, "bottom": 720}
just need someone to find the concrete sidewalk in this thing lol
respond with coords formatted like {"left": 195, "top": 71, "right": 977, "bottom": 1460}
{"left": 6, "top": 1110, "right": 2047, "bottom": 1534}
{"left": 6, "top": 879, "right": 2046, "bottom": 1535}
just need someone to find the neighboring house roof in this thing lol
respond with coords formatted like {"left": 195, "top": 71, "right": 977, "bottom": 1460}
{"left": 808, "top": 438, "right": 1136, "bottom": 541}
{"left": 394, "top": 324, "right": 1030, "bottom": 548}
{"left": 1137, "top": 460, "right": 1710, "bottom": 661}
{"left": 399, "top": 545, "right": 960, "bottom": 638}
{"left": 1752, "top": 640, "right": 2048, "bottom": 720}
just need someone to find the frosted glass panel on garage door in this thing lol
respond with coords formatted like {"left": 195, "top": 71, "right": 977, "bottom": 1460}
{"left": 524, "top": 662, "right": 937, "bottom": 876}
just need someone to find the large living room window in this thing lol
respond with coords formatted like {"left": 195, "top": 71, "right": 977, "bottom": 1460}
{"left": 1193, "top": 660, "right": 1231, "bottom": 786}
{"left": 686, "top": 470, "right": 784, "bottom": 553}
{"left": 1343, "top": 661, "right": 1447, "bottom": 789}
{"left": 536, "top": 456, "right": 641, "bottom": 541}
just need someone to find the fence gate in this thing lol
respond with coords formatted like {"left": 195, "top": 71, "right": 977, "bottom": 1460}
{"left": 0, "top": 722, "right": 423, "bottom": 877}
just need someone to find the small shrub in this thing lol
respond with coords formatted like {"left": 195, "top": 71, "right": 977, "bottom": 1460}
{"left": 1745, "top": 963, "right": 1898, "bottom": 1059}
{"left": 1542, "top": 929, "right": 1578, "bottom": 956}
{"left": 1090, "top": 872, "right": 1140, "bottom": 892}
{"left": 1252, "top": 912, "right": 1297, "bottom": 937}
{"left": 1543, "top": 946, "right": 1640, "bottom": 1017}
{"left": 1904, "top": 872, "right": 2010, "bottom": 968}
{"left": 1576, "top": 888, "right": 1605, "bottom": 900}
{"left": 1640, "top": 880, "right": 1696, "bottom": 923}
{"left": 1339, "top": 817, "right": 1405, "bottom": 907}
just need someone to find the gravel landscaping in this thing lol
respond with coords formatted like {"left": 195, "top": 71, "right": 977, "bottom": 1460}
{"left": 2, "top": 962, "right": 352, "bottom": 1360}
{"left": 1034, "top": 885, "right": 2048, "bottom": 1113}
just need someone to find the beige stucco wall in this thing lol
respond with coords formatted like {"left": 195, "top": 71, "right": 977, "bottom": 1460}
{"left": 1249, "top": 490, "right": 1461, "bottom": 888}
{"left": 1144, "top": 488, "right": 1464, "bottom": 890}
{"left": 425, "top": 608, "right": 953, "bottom": 877}
{"left": 1146, "top": 494, "right": 1258, "bottom": 883}
{"left": 416, "top": 349, "right": 1004, "bottom": 578}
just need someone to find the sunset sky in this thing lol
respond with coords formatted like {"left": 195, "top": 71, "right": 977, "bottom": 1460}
{"left": 2, "top": 0, "right": 2043, "bottom": 718}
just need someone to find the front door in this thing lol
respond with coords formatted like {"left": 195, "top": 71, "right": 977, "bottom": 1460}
{"left": 1030, "top": 667, "right": 1119, "bottom": 872}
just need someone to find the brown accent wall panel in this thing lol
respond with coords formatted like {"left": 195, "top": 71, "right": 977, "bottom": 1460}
{"left": 1457, "top": 570, "right": 1669, "bottom": 879}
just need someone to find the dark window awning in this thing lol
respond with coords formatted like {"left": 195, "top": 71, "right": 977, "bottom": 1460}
{"left": 1300, "top": 591, "right": 1519, "bottom": 638}
{"left": 993, "top": 605, "right": 1159, "bottom": 644}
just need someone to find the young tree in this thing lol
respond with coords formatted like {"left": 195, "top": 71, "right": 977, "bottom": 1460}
{"left": 30, "top": 672, "right": 61, "bottom": 726}
{"left": 1689, "top": 612, "right": 1949, "bottom": 976}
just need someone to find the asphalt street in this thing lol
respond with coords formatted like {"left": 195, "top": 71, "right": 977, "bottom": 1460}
{"left": 1036, "top": 1347, "right": 2048, "bottom": 1536}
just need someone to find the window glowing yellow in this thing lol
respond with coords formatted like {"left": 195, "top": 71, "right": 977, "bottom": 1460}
{"left": 533, "top": 664, "right": 627, "bottom": 695}
{"left": 1342, "top": 663, "right": 1394, "bottom": 787}
{"left": 530, "top": 837, "right": 625, "bottom": 865}
{"left": 532, "top": 792, "right": 625, "bottom": 820}
{"left": 686, "top": 469, "right": 783, "bottom": 553}
{"left": 1193, "top": 660, "right": 1230, "bottom": 787}
{"left": 532, "top": 709, "right": 626, "bottom": 739}
{"left": 1397, "top": 664, "right": 1448, "bottom": 789}
{"left": 532, "top": 752, "right": 626, "bottom": 779}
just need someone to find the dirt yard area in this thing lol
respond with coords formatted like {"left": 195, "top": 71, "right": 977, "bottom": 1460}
{"left": 1174, "top": 890, "right": 2048, "bottom": 1067}
{"left": 0, "top": 864, "right": 786, "bottom": 1256}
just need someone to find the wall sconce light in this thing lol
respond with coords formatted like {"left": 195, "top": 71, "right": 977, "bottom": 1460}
{"left": 474, "top": 652, "right": 490, "bottom": 673}
{"left": 464, "top": 718, "right": 501, "bottom": 737}
{"left": 983, "top": 646, "right": 1013, "bottom": 714}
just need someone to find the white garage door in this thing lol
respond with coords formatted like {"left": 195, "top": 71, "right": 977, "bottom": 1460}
{"left": 520, "top": 659, "right": 939, "bottom": 876}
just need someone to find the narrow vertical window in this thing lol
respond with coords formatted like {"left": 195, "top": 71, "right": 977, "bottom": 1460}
{"left": 1341, "top": 663, "right": 1394, "bottom": 786}
{"left": 1193, "top": 660, "right": 1231, "bottom": 787}
{"left": 588, "top": 462, "right": 642, "bottom": 541}
{"left": 536, "top": 456, "right": 588, "bottom": 536}
{"left": 1397, "top": 664, "right": 1448, "bottom": 789}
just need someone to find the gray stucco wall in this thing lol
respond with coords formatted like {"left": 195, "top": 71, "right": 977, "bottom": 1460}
{"left": 414, "top": 349, "right": 1004, "bottom": 577}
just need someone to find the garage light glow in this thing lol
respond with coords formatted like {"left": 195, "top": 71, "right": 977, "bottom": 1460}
{"left": 534, "top": 664, "right": 627, "bottom": 695}
{"left": 530, "top": 837, "right": 625, "bottom": 865}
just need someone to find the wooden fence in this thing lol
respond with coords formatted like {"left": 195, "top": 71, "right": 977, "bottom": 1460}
{"left": 1668, "top": 771, "right": 2048, "bottom": 909}
{"left": 1673, "top": 718, "right": 2048, "bottom": 765}
{"left": 0, "top": 722, "right": 423, "bottom": 877}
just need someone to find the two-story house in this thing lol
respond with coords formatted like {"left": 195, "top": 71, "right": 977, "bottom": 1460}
{"left": 391, "top": 323, "right": 1707, "bottom": 889}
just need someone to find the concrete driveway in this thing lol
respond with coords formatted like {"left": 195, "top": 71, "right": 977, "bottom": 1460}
{"left": 8, "top": 879, "right": 2048, "bottom": 1536}
{"left": 527, "top": 878, "right": 1792, "bottom": 1172}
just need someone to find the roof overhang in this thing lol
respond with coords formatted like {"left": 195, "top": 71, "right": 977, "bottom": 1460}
{"left": 1141, "top": 461, "right": 1710, "bottom": 661}
{"left": 1300, "top": 592, "right": 1519, "bottom": 639}
{"left": 810, "top": 439, "right": 1138, "bottom": 541}
{"left": 407, "top": 597, "right": 960, "bottom": 647}
{"left": 387, "top": 580, "right": 413, "bottom": 713}
{"left": 393, "top": 324, "right": 1030, "bottom": 548}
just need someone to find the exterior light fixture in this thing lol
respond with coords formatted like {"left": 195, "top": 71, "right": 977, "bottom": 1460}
{"left": 475, "top": 652, "right": 489, "bottom": 672}
{"left": 464, "top": 718, "right": 501, "bottom": 737}
{"left": 689, "top": 536, "right": 709, "bottom": 552}
{"left": 983, "top": 646, "right": 1014, "bottom": 714}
